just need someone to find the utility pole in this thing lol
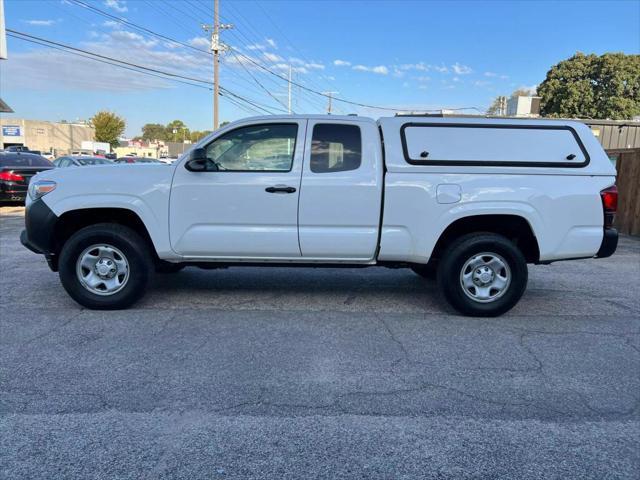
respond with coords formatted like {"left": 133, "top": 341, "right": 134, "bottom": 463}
{"left": 287, "top": 64, "right": 292, "bottom": 114}
{"left": 202, "top": 0, "right": 232, "bottom": 130}
{"left": 322, "top": 91, "right": 338, "bottom": 114}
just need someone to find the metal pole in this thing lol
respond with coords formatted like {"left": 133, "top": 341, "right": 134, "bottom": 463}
{"left": 213, "top": 0, "right": 219, "bottom": 130}
{"left": 287, "top": 64, "right": 292, "bottom": 114}
{"left": 322, "top": 91, "right": 338, "bottom": 114}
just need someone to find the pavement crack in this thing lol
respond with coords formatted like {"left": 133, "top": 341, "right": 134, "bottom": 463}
{"left": 18, "top": 310, "right": 84, "bottom": 351}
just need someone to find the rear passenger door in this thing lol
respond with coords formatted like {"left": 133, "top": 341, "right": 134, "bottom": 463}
{"left": 298, "top": 120, "right": 383, "bottom": 260}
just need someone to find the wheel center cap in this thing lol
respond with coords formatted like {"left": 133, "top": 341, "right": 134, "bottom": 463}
{"left": 479, "top": 271, "right": 493, "bottom": 283}
{"left": 95, "top": 258, "right": 115, "bottom": 278}
{"left": 474, "top": 267, "right": 494, "bottom": 285}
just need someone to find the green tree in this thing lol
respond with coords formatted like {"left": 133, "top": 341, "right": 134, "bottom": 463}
{"left": 166, "top": 120, "right": 190, "bottom": 143}
{"left": 91, "top": 111, "right": 126, "bottom": 149}
{"left": 141, "top": 123, "right": 168, "bottom": 141}
{"left": 538, "top": 52, "right": 640, "bottom": 119}
{"left": 189, "top": 130, "right": 212, "bottom": 142}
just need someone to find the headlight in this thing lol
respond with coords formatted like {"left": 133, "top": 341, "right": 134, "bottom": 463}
{"left": 29, "top": 180, "right": 57, "bottom": 201}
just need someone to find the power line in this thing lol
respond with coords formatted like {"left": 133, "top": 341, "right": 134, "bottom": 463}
{"left": 59, "top": 2, "right": 482, "bottom": 115}
{"left": 7, "top": 29, "right": 211, "bottom": 85}
{"left": 6, "top": 29, "right": 277, "bottom": 115}
{"left": 8, "top": 33, "right": 210, "bottom": 91}
{"left": 228, "top": 49, "right": 292, "bottom": 113}
{"left": 67, "top": 0, "right": 211, "bottom": 55}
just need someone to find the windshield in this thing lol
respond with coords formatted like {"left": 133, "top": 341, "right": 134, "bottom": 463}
{"left": 0, "top": 153, "right": 53, "bottom": 167}
{"left": 77, "top": 157, "right": 112, "bottom": 165}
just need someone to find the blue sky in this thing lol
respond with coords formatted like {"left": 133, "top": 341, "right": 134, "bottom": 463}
{"left": 1, "top": 0, "right": 639, "bottom": 137}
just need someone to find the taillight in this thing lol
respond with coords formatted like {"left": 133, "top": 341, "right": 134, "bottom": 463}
{"left": 600, "top": 185, "right": 618, "bottom": 228}
{"left": 0, "top": 171, "right": 25, "bottom": 182}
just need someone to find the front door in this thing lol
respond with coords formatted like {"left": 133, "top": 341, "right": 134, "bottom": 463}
{"left": 170, "top": 121, "right": 306, "bottom": 259}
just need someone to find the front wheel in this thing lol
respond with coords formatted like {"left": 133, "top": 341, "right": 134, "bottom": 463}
{"left": 437, "top": 233, "right": 528, "bottom": 317}
{"left": 58, "top": 223, "right": 153, "bottom": 309}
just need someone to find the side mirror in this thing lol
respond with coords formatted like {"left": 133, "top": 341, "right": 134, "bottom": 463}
{"left": 185, "top": 148, "right": 216, "bottom": 172}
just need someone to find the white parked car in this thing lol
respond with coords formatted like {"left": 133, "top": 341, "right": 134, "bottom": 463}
{"left": 21, "top": 115, "right": 618, "bottom": 316}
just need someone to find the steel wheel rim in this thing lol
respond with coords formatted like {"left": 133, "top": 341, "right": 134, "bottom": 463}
{"left": 459, "top": 252, "right": 511, "bottom": 303}
{"left": 76, "top": 244, "right": 130, "bottom": 296}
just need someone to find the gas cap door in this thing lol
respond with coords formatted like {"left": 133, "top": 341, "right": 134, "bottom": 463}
{"left": 436, "top": 184, "right": 462, "bottom": 204}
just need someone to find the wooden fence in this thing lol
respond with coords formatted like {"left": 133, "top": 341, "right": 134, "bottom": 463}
{"left": 610, "top": 148, "right": 640, "bottom": 236}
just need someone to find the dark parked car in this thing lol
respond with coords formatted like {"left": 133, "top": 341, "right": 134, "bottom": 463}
{"left": 53, "top": 156, "right": 114, "bottom": 168}
{"left": 115, "top": 156, "right": 163, "bottom": 164}
{"left": 0, "top": 152, "right": 54, "bottom": 204}
{"left": 5, "top": 145, "right": 31, "bottom": 153}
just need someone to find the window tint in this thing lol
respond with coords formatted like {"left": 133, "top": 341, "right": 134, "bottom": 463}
{"left": 0, "top": 153, "right": 52, "bottom": 168}
{"left": 77, "top": 157, "right": 112, "bottom": 165}
{"left": 311, "top": 124, "right": 362, "bottom": 173}
{"left": 204, "top": 124, "right": 297, "bottom": 172}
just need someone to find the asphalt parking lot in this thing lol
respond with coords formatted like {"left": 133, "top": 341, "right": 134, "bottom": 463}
{"left": 1, "top": 206, "right": 639, "bottom": 479}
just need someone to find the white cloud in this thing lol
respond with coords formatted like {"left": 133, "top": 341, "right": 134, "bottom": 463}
{"left": 102, "top": 20, "right": 122, "bottom": 29}
{"left": 25, "top": 19, "right": 56, "bottom": 26}
{"left": 104, "top": 0, "right": 127, "bottom": 13}
{"left": 474, "top": 80, "right": 491, "bottom": 87}
{"left": 451, "top": 62, "right": 472, "bottom": 75}
{"left": 305, "top": 62, "right": 324, "bottom": 70}
{"left": 432, "top": 64, "right": 449, "bottom": 74}
{"left": 353, "top": 64, "right": 388, "bottom": 75}
{"left": 188, "top": 37, "right": 210, "bottom": 48}
{"left": 397, "top": 62, "right": 428, "bottom": 72}
{"left": 333, "top": 59, "right": 351, "bottom": 67}
{"left": 247, "top": 39, "right": 279, "bottom": 51}
{"left": 263, "top": 52, "right": 284, "bottom": 62}
{"left": 283, "top": 57, "right": 324, "bottom": 70}
{"left": 371, "top": 65, "right": 389, "bottom": 75}
{"left": 484, "top": 71, "right": 497, "bottom": 77}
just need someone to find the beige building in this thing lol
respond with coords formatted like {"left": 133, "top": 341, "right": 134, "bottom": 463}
{"left": 0, "top": 118, "right": 95, "bottom": 155}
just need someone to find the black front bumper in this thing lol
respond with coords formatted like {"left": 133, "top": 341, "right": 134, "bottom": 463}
{"left": 20, "top": 199, "right": 59, "bottom": 271}
{"left": 596, "top": 228, "right": 618, "bottom": 259}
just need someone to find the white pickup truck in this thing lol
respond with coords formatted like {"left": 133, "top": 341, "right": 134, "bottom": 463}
{"left": 21, "top": 115, "right": 618, "bottom": 316}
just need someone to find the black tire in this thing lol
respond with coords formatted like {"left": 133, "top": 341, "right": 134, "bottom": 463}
{"left": 155, "top": 261, "right": 186, "bottom": 274}
{"left": 411, "top": 262, "right": 438, "bottom": 280}
{"left": 58, "top": 223, "right": 153, "bottom": 309}
{"left": 437, "top": 233, "right": 528, "bottom": 317}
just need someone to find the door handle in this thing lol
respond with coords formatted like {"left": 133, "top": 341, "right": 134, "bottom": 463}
{"left": 265, "top": 185, "right": 296, "bottom": 194}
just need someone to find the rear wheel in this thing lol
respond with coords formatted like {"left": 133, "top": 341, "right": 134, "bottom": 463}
{"left": 58, "top": 223, "right": 153, "bottom": 309}
{"left": 437, "top": 233, "right": 527, "bottom": 317}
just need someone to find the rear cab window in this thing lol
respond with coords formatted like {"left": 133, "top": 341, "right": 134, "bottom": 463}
{"left": 311, "top": 124, "right": 362, "bottom": 173}
{"left": 401, "top": 123, "right": 589, "bottom": 167}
